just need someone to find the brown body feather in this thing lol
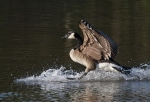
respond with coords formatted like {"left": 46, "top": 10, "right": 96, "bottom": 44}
{"left": 70, "top": 49, "right": 96, "bottom": 73}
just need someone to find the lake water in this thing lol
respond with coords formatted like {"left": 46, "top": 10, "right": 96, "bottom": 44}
{"left": 1, "top": 0, "right": 150, "bottom": 101}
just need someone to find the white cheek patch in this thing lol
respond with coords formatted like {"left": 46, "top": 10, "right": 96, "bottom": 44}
{"left": 68, "top": 33, "right": 75, "bottom": 39}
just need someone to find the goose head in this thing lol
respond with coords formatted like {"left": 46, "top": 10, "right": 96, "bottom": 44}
{"left": 62, "top": 31, "right": 83, "bottom": 49}
{"left": 62, "top": 31, "right": 77, "bottom": 39}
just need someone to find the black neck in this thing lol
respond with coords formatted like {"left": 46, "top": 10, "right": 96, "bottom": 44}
{"left": 74, "top": 34, "right": 83, "bottom": 50}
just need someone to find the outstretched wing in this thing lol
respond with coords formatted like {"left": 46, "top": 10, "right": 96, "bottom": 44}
{"left": 79, "top": 20, "right": 118, "bottom": 60}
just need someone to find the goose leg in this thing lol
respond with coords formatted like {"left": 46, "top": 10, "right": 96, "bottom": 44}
{"left": 78, "top": 72, "right": 87, "bottom": 80}
{"left": 67, "top": 65, "right": 95, "bottom": 80}
{"left": 78, "top": 64, "right": 95, "bottom": 80}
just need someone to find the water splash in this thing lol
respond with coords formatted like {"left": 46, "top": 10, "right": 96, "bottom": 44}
{"left": 16, "top": 64, "right": 150, "bottom": 84}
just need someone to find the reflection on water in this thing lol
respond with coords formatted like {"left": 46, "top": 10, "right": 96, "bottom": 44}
{"left": 0, "top": 0, "right": 150, "bottom": 101}
{"left": 1, "top": 81, "right": 150, "bottom": 101}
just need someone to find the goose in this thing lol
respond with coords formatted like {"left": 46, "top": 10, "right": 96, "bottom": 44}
{"left": 62, "top": 20, "right": 131, "bottom": 80}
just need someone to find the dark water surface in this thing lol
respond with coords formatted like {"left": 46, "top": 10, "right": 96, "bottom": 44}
{"left": 1, "top": 0, "right": 150, "bottom": 101}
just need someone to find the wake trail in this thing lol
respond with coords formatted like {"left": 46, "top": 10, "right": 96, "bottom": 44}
{"left": 15, "top": 64, "right": 150, "bottom": 85}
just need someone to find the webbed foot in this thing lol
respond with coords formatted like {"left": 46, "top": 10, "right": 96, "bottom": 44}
{"left": 66, "top": 72, "right": 87, "bottom": 80}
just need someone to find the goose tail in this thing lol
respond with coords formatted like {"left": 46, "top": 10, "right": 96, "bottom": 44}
{"left": 97, "top": 59, "right": 132, "bottom": 75}
{"left": 110, "top": 59, "right": 131, "bottom": 75}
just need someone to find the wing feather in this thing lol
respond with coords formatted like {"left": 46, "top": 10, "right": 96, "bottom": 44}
{"left": 79, "top": 20, "right": 118, "bottom": 60}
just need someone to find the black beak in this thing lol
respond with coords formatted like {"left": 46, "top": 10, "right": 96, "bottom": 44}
{"left": 61, "top": 34, "right": 68, "bottom": 39}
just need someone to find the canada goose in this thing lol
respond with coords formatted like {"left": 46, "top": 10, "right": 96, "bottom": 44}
{"left": 62, "top": 20, "right": 131, "bottom": 80}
